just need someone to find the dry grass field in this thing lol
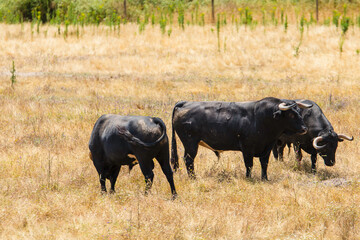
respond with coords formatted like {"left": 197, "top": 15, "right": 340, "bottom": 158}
{"left": 0, "top": 22, "right": 359, "bottom": 239}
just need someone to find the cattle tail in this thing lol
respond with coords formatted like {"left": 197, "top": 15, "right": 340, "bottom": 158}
{"left": 171, "top": 101, "right": 186, "bottom": 171}
{"left": 117, "top": 117, "right": 167, "bottom": 147}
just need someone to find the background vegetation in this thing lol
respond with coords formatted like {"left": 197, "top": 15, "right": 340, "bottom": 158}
{"left": 0, "top": 0, "right": 359, "bottom": 239}
{"left": 1, "top": 0, "right": 360, "bottom": 24}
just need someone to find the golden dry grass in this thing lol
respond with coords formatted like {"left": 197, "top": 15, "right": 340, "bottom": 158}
{"left": 0, "top": 23, "right": 359, "bottom": 239}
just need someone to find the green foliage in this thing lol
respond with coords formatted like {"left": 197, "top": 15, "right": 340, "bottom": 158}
{"left": 243, "top": 7, "right": 252, "bottom": 25}
{"left": 271, "top": 7, "right": 276, "bottom": 25}
{"left": 1, "top": 0, "right": 360, "bottom": 34}
{"left": 217, "top": 13, "right": 220, "bottom": 52}
{"left": 10, "top": 60, "right": 16, "bottom": 89}
{"left": 159, "top": 13, "right": 167, "bottom": 34}
{"left": 294, "top": 15, "right": 306, "bottom": 57}
{"left": 332, "top": 10, "right": 341, "bottom": 27}
{"left": 339, "top": 16, "right": 350, "bottom": 54}
{"left": 177, "top": 1, "right": 185, "bottom": 30}
{"left": 341, "top": 16, "right": 350, "bottom": 34}
{"left": 262, "top": 9, "right": 266, "bottom": 26}
{"left": 324, "top": 17, "right": 330, "bottom": 26}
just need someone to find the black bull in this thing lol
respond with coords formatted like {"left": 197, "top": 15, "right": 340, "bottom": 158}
{"left": 272, "top": 99, "right": 354, "bottom": 171}
{"left": 171, "top": 97, "right": 312, "bottom": 180}
{"left": 89, "top": 114, "right": 177, "bottom": 198}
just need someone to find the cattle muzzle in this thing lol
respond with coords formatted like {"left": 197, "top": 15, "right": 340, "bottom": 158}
{"left": 324, "top": 159, "right": 335, "bottom": 166}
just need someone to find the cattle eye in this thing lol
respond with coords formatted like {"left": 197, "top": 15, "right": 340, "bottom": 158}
{"left": 289, "top": 113, "right": 295, "bottom": 119}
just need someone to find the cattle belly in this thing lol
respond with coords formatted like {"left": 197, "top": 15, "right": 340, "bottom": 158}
{"left": 199, "top": 140, "right": 224, "bottom": 153}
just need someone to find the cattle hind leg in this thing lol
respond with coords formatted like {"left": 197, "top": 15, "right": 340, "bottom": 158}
{"left": 109, "top": 165, "right": 121, "bottom": 194}
{"left": 182, "top": 142, "right": 199, "bottom": 179}
{"left": 136, "top": 154, "right": 155, "bottom": 195}
{"left": 260, "top": 152, "right": 271, "bottom": 181}
{"left": 156, "top": 146, "right": 177, "bottom": 199}
{"left": 272, "top": 145, "right": 279, "bottom": 160}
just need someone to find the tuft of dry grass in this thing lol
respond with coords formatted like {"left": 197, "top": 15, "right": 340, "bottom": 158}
{"left": 0, "top": 23, "right": 359, "bottom": 239}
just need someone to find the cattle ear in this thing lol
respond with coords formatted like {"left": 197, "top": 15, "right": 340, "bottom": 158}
{"left": 338, "top": 138, "right": 344, "bottom": 142}
{"left": 273, "top": 110, "right": 282, "bottom": 119}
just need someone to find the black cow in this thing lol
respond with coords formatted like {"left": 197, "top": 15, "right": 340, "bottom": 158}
{"left": 89, "top": 114, "right": 177, "bottom": 198}
{"left": 272, "top": 100, "right": 354, "bottom": 172}
{"left": 170, "top": 97, "right": 312, "bottom": 180}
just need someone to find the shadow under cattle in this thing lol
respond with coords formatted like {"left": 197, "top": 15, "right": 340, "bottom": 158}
{"left": 203, "top": 163, "right": 241, "bottom": 183}
{"left": 280, "top": 156, "right": 341, "bottom": 180}
{"left": 203, "top": 160, "right": 272, "bottom": 184}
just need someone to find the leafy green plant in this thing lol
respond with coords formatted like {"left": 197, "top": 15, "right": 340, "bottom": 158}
{"left": 294, "top": 16, "right": 305, "bottom": 57}
{"left": 151, "top": 13, "right": 155, "bottom": 26}
{"left": 36, "top": 10, "right": 41, "bottom": 34}
{"left": 167, "top": 28, "right": 172, "bottom": 37}
{"left": 222, "top": 13, "right": 227, "bottom": 25}
{"left": 159, "top": 14, "right": 167, "bottom": 35}
{"left": 284, "top": 15, "right": 288, "bottom": 32}
{"left": 217, "top": 13, "right": 220, "bottom": 52}
{"left": 332, "top": 10, "right": 341, "bottom": 27}
{"left": 200, "top": 13, "right": 205, "bottom": 26}
{"left": 339, "top": 16, "right": 350, "bottom": 54}
{"left": 177, "top": 2, "right": 184, "bottom": 30}
{"left": 10, "top": 60, "right": 16, "bottom": 89}
{"left": 244, "top": 7, "right": 252, "bottom": 25}
{"left": 271, "top": 7, "right": 277, "bottom": 25}
{"left": 262, "top": 9, "right": 266, "bottom": 26}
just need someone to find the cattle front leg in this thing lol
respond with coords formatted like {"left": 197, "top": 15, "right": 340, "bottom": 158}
{"left": 272, "top": 145, "right": 279, "bottom": 160}
{"left": 156, "top": 146, "right": 177, "bottom": 199}
{"left": 277, "top": 144, "right": 285, "bottom": 161}
{"left": 99, "top": 174, "right": 106, "bottom": 193}
{"left": 294, "top": 144, "right": 303, "bottom": 163}
{"left": 260, "top": 152, "right": 271, "bottom": 181}
{"left": 109, "top": 165, "right": 121, "bottom": 194}
{"left": 311, "top": 154, "right": 317, "bottom": 173}
{"left": 242, "top": 154, "right": 253, "bottom": 178}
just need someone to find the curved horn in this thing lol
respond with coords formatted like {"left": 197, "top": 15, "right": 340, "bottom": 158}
{"left": 296, "top": 100, "right": 313, "bottom": 109}
{"left": 338, "top": 134, "right": 354, "bottom": 141}
{"left": 279, "top": 102, "right": 296, "bottom": 111}
{"left": 313, "top": 136, "right": 326, "bottom": 150}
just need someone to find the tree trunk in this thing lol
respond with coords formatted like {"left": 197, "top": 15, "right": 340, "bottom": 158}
{"left": 211, "top": 0, "right": 215, "bottom": 23}
{"left": 124, "top": 0, "right": 127, "bottom": 19}
{"left": 316, "top": 0, "right": 319, "bottom": 22}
